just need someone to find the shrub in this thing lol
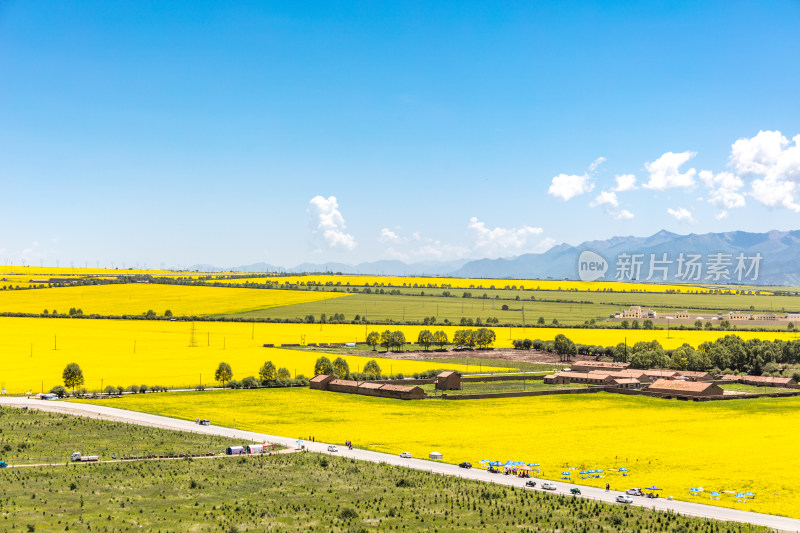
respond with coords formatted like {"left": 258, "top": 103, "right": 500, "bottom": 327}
{"left": 227, "top": 380, "right": 242, "bottom": 389}
{"left": 240, "top": 376, "right": 259, "bottom": 389}
{"left": 49, "top": 385, "right": 67, "bottom": 398}
{"left": 139, "top": 384, "right": 148, "bottom": 393}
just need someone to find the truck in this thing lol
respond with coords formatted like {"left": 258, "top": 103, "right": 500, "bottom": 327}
{"left": 70, "top": 452, "right": 99, "bottom": 462}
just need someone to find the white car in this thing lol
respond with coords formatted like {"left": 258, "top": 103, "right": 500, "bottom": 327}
{"left": 625, "top": 488, "right": 643, "bottom": 496}
{"left": 541, "top": 482, "right": 557, "bottom": 491}
{"left": 616, "top": 495, "right": 633, "bottom": 504}
{"left": 327, "top": 445, "right": 338, "bottom": 452}
{"left": 400, "top": 452, "right": 412, "bottom": 458}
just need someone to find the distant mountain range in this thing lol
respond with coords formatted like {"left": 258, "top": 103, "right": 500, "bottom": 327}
{"left": 191, "top": 230, "right": 800, "bottom": 285}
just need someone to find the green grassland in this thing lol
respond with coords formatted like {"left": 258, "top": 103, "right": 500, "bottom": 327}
{"left": 420, "top": 380, "right": 586, "bottom": 396}
{"left": 0, "top": 406, "right": 239, "bottom": 465}
{"left": 0, "top": 407, "right": 768, "bottom": 532}
{"left": 218, "top": 288, "right": 800, "bottom": 327}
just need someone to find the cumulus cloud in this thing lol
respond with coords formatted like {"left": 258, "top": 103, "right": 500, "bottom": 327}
{"left": 308, "top": 195, "right": 357, "bottom": 250}
{"left": 610, "top": 209, "right": 634, "bottom": 220}
{"left": 666, "top": 207, "right": 695, "bottom": 223}
{"left": 715, "top": 210, "right": 729, "bottom": 220}
{"left": 613, "top": 174, "right": 637, "bottom": 192}
{"left": 698, "top": 170, "right": 746, "bottom": 209}
{"left": 467, "top": 217, "right": 544, "bottom": 257}
{"left": 728, "top": 130, "right": 800, "bottom": 212}
{"left": 644, "top": 151, "right": 698, "bottom": 190}
{"left": 378, "top": 228, "right": 421, "bottom": 245}
{"left": 547, "top": 157, "right": 604, "bottom": 201}
{"left": 589, "top": 191, "right": 619, "bottom": 208}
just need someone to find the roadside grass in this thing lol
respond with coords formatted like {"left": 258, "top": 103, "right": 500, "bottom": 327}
{"left": 719, "top": 383, "right": 793, "bottom": 393}
{"left": 0, "top": 451, "right": 768, "bottom": 533}
{"left": 0, "top": 406, "right": 241, "bottom": 465}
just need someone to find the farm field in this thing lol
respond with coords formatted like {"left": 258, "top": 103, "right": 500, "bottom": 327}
{"left": 228, "top": 291, "right": 622, "bottom": 325}
{"left": 210, "top": 274, "right": 729, "bottom": 294}
{"left": 79, "top": 388, "right": 800, "bottom": 518}
{"left": 0, "top": 283, "right": 348, "bottom": 317}
{"left": 0, "top": 411, "right": 746, "bottom": 533}
{"left": 0, "top": 406, "right": 238, "bottom": 465}
{"left": 0, "top": 318, "right": 510, "bottom": 394}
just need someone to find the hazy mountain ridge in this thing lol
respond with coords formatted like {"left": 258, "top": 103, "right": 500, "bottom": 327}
{"left": 189, "top": 230, "right": 800, "bottom": 285}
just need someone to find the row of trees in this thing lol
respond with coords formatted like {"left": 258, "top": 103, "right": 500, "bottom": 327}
{"left": 364, "top": 328, "right": 497, "bottom": 352}
{"left": 313, "top": 356, "right": 382, "bottom": 380}
{"left": 515, "top": 334, "right": 800, "bottom": 377}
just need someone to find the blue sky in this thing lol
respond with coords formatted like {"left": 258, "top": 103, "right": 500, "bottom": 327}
{"left": 1, "top": 1, "right": 799, "bottom": 268}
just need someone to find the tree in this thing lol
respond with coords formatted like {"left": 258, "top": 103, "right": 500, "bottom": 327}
{"left": 215, "top": 362, "right": 233, "bottom": 386}
{"left": 390, "top": 330, "right": 406, "bottom": 352}
{"left": 363, "top": 359, "right": 381, "bottom": 377}
{"left": 537, "top": 316, "right": 545, "bottom": 325}
{"left": 453, "top": 329, "right": 474, "bottom": 348}
{"left": 332, "top": 357, "right": 350, "bottom": 379}
{"left": 642, "top": 319, "right": 654, "bottom": 330}
{"left": 694, "top": 319, "right": 703, "bottom": 329}
{"left": 277, "top": 367, "right": 291, "bottom": 379}
{"left": 62, "top": 363, "right": 84, "bottom": 391}
{"left": 314, "top": 356, "right": 334, "bottom": 376}
{"left": 366, "top": 331, "right": 380, "bottom": 351}
{"left": 474, "top": 328, "right": 496, "bottom": 349}
{"left": 553, "top": 334, "right": 577, "bottom": 362}
{"left": 50, "top": 385, "right": 67, "bottom": 398}
{"left": 432, "top": 330, "right": 449, "bottom": 350}
{"left": 379, "top": 330, "right": 393, "bottom": 352}
{"left": 631, "top": 320, "right": 640, "bottom": 329}
{"left": 620, "top": 320, "right": 629, "bottom": 329}
{"left": 259, "top": 361, "right": 277, "bottom": 382}
{"left": 417, "top": 330, "right": 434, "bottom": 351}
{"left": 164, "top": 309, "right": 173, "bottom": 317}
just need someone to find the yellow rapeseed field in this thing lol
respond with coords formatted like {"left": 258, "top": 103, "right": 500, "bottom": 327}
{"left": 80, "top": 388, "right": 800, "bottom": 518}
{"left": 213, "top": 274, "right": 730, "bottom": 293}
{"left": 0, "top": 318, "right": 508, "bottom": 394}
{"left": 0, "top": 284, "right": 348, "bottom": 316}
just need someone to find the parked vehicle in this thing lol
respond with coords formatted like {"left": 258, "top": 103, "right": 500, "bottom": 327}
{"left": 327, "top": 445, "right": 338, "bottom": 452}
{"left": 400, "top": 452, "right": 412, "bottom": 458}
{"left": 625, "top": 488, "right": 644, "bottom": 497}
{"left": 541, "top": 482, "right": 557, "bottom": 491}
{"left": 525, "top": 480, "right": 537, "bottom": 488}
{"left": 570, "top": 488, "right": 581, "bottom": 495}
{"left": 199, "top": 419, "right": 210, "bottom": 426}
{"left": 70, "top": 452, "right": 98, "bottom": 462}
{"left": 459, "top": 462, "right": 472, "bottom": 469}
{"left": 616, "top": 495, "right": 634, "bottom": 504}
{"left": 0, "top": 461, "right": 7, "bottom": 468}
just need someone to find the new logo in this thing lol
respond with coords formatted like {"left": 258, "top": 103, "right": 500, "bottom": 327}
{"left": 577, "top": 250, "right": 608, "bottom": 282}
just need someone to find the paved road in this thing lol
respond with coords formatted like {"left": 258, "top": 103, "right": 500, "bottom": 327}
{"left": 2, "top": 396, "right": 798, "bottom": 532}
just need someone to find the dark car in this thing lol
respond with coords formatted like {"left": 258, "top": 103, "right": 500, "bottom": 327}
{"left": 199, "top": 419, "right": 211, "bottom": 426}
{"left": 459, "top": 462, "right": 472, "bottom": 469}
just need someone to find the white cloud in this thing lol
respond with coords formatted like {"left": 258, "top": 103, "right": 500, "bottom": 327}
{"left": 728, "top": 130, "right": 800, "bottom": 211}
{"left": 385, "top": 242, "right": 470, "bottom": 262}
{"left": 613, "top": 174, "right": 637, "bottom": 192}
{"left": 588, "top": 157, "right": 606, "bottom": 172}
{"left": 715, "top": 210, "right": 729, "bottom": 220}
{"left": 589, "top": 191, "right": 619, "bottom": 208}
{"left": 467, "top": 217, "right": 544, "bottom": 257}
{"left": 610, "top": 209, "right": 634, "bottom": 220}
{"left": 666, "top": 207, "right": 695, "bottom": 223}
{"left": 547, "top": 158, "right": 604, "bottom": 201}
{"left": 378, "top": 228, "right": 401, "bottom": 243}
{"left": 698, "top": 170, "right": 745, "bottom": 209}
{"left": 308, "top": 195, "right": 357, "bottom": 251}
{"left": 548, "top": 173, "right": 594, "bottom": 201}
{"left": 644, "top": 151, "right": 698, "bottom": 190}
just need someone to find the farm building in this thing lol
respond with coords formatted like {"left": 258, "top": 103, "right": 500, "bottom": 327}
{"left": 436, "top": 371, "right": 461, "bottom": 391}
{"left": 590, "top": 370, "right": 649, "bottom": 383}
{"left": 309, "top": 374, "right": 335, "bottom": 390}
{"left": 733, "top": 375, "right": 798, "bottom": 389}
{"left": 610, "top": 378, "right": 642, "bottom": 389}
{"left": 311, "top": 375, "right": 427, "bottom": 400}
{"left": 543, "top": 372, "right": 615, "bottom": 385}
{"left": 674, "top": 370, "right": 712, "bottom": 381}
{"left": 646, "top": 379, "right": 724, "bottom": 398}
{"left": 570, "top": 361, "right": 630, "bottom": 372}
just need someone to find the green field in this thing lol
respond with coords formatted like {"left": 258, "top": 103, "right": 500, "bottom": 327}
{"left": 420, "top": 380, "right": 586, "bottom": 395}
{"left": 0, "top": 406, "right": 239, "bottom": 465}
{"left": 0, "top": 407, "right": 769, "bottom": 532}
{"left": 218, "top": 289, "right": 800, "bottom": 327}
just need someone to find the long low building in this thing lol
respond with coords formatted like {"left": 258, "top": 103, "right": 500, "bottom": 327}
{"left": 310, "top": 374, "right": 427, "bottom": 400}
{"left": 720, "top": 375, "right": 798, "bottom": 389}
{"left": 646, "top": 379, "right": 724, "bottom": 398}
{"left": 570, "top": 361, "right": 631, "bottom": 372}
